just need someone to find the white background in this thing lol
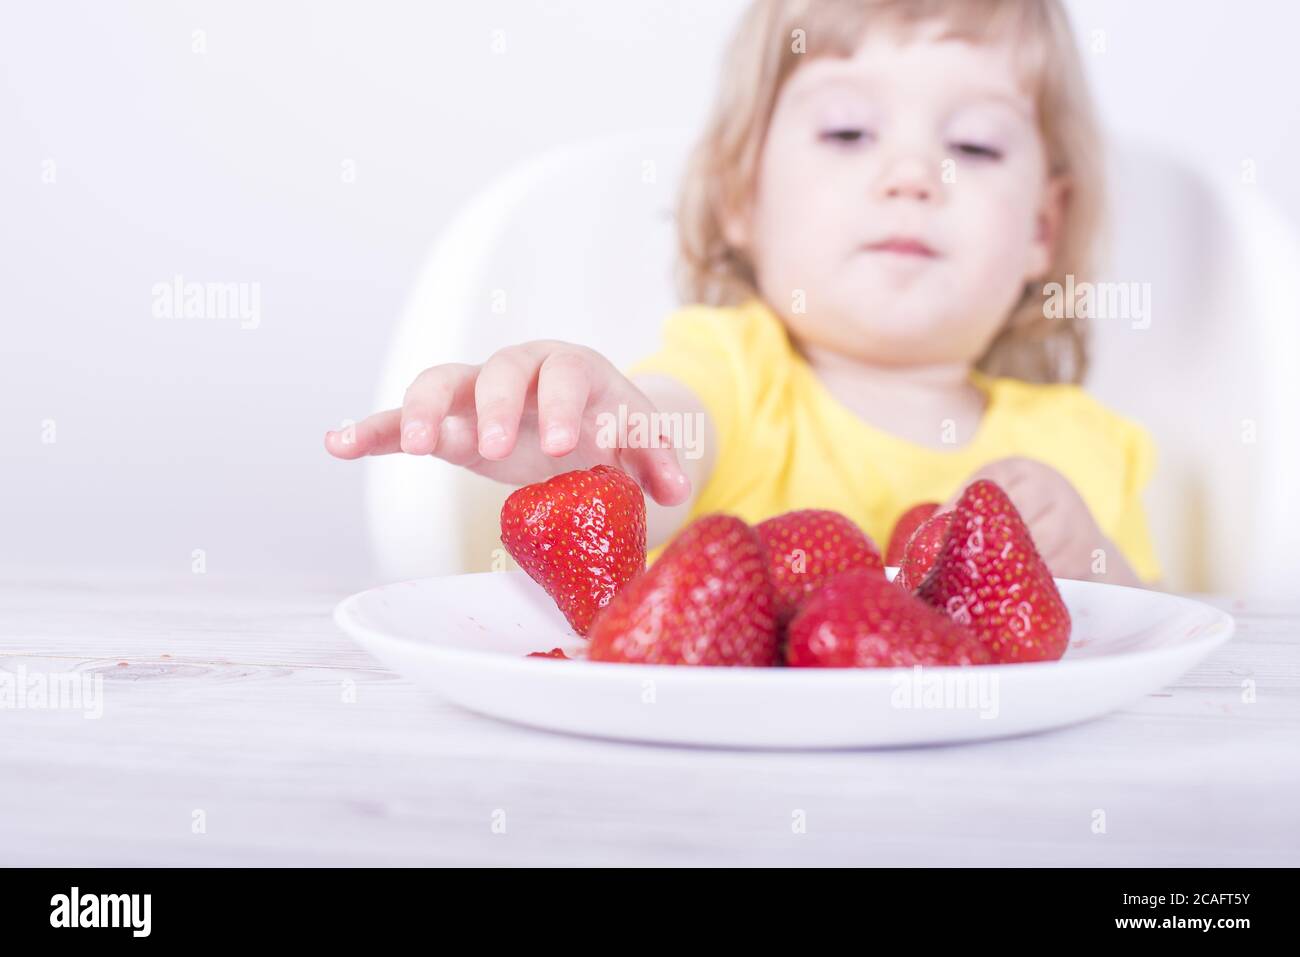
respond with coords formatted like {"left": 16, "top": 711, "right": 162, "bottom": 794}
{"left": 3, "top": 0, "right": 1297, "bottom": 585}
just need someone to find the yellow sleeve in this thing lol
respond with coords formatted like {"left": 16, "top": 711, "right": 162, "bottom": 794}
{"left": 621, "top": 306, "right": 758, "bottom": 496}
{"left": 1107, "top": 421, "right": 1163, "bottom": 585}
{"left": 629, "top": 306, "right": 743, "bottom": 460}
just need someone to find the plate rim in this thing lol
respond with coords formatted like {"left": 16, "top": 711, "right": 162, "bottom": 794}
{"left": 333, "top": 572, "right": 1236, "bottom": 681}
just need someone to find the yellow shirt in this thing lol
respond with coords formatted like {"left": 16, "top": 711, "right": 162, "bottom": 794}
{"left": 625, "top": 298, "right": 1162, "bottom": 584}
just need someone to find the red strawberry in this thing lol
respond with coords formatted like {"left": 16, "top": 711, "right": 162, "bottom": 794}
{"left": 885, "top": 502, "right": 939, "bottom": 566}
{"left": 588, "top": 514, "right": 778, "bottom": 666}
{"left": 915, "top": 479, "right": 1070, "bottom": 662}
{"left": 787, "top": 569, "right": 991, "bottom": 667}
{"left": 755, "top": 509, "right": 884, "bottom": 624}
{"left": 499, "top": 465, "right": 646, "bottom": 636}
{"left": 896, "top": 511, "right": 954, "bottom": 591}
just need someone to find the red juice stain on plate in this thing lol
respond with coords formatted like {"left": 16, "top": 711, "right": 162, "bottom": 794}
{"left": 526, "top": 648, "right": 570, "bottom": 660}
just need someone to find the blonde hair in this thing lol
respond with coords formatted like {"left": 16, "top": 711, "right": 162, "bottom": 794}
{"left": 676, "top": 0, "right": 1104, "bottom": 384}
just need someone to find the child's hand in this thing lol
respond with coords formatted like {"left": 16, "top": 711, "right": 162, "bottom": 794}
{"left": 324, "top": 340, "right": 693, "bottom": 507}
{"left": 941, "top": 457, "right": 1141, "bottom": 586}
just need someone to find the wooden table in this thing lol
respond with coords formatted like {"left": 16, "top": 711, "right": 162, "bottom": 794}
{"left": 2, "top": 573, "right": 1297, "bottom": 866}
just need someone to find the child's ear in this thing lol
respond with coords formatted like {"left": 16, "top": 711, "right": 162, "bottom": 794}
{"left": 720, "top": 193, "right": 752, "bottom": 250}
{"left": 1027, "top": 174, "right": 1069, "bottom": 280}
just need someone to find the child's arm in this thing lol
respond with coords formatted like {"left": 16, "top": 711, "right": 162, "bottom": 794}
{"left": 324, "top": 341, "right": 715, "bottom": 552}
{"left": 942, "top": 457, "right": 1146, "bottom": 588}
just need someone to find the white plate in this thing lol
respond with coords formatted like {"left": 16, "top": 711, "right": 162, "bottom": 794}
{"left": 334, "top": 569, "right": 1234, "bottom": 749}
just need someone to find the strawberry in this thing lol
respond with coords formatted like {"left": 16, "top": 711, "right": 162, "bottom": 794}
{"left": 915, "top": 479, "right": 1070, "bottom": 662}
{"left": 896, "top": 511, "right": 954, "bottom": 591}
{"left": 755, "top": 509, "right": 884, "bottom": 624}
{"left": 588, "top": 514, "right": 778, "bottom": 666}
{"left": 786, "top": 569, "right": 991, "bottom": 667}
{"left": 885, "top": 502, "right": 939, "bottom": 566}
{"left": 499, "top": 465, "right": 646, "bottom": 636}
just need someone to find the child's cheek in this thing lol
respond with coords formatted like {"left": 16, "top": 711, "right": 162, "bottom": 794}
{"left": 947, "top": 178, "right": 1043, "bottom": 300}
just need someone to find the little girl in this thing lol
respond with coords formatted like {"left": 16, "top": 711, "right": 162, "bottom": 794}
{"left": 326, "top": 0, "right": 1161, "bottom": 589}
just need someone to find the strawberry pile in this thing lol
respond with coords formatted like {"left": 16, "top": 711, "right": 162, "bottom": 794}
{"left": 501, "top": 467, "right": 1070, "bottom": 667}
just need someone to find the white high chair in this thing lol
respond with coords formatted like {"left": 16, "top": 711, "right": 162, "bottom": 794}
{"left": 365, "top": 128, "right": 1300, "bottom": 597}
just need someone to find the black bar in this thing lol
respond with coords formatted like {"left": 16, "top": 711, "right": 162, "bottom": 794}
{"left": 0, "top": 866, "right": 1289, "bottom": 944}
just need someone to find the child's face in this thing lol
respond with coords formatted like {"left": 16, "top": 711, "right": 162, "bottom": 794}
{"left": 733, "top": 22, "right": 1061, "bottom": 366}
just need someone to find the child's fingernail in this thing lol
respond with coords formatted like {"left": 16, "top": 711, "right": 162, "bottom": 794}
{"left": 403, "top": 423, "right": 429, "bottom": 444}
{"left": 480, "top": 423, "right": 507, "bottom": 448}
{"left": 544, "top": 425, "right": 571, "bottom": 450}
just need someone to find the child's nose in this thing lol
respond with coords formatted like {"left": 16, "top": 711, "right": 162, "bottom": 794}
{"left": 876, "top": 157, "right": 939, "bottom": 203}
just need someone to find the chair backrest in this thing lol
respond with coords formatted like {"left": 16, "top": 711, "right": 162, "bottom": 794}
{"left": 368, "top": 129, "right": 1300, "bottom": 596}
{"left": 366, "top": 129, "right": 692, "bottom": 580}
{"left": 1086, "top": 143, "right": 1300, "bottom": 595}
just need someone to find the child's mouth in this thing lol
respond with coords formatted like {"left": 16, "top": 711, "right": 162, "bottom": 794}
{"left": 862, "top": 237, "right": 939, "bottom": 258}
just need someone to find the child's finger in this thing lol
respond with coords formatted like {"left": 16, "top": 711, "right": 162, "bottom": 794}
{"left": 614, "top": 442, "right": 691, "bottom": 507}
{"left": 608, "top": 388, "right": 692, "bottom": 506}
{"left": 426, "top": 415, "right": 483, "bottom": 467}
{"left": 401, "top": 363, "right": 477, "bottom": 455}
{"left": 940, "top": 459, "right": 1025, "bottom": 510}
{"left": 1033, "top": 520, "right": 1076, "bottom": 574}
{"left": 536, "top": 351, "right": 591, "bottom": 456}
{"left": 473, "top": 347, "right": 543, "bottom": 460}
{"left": 324, "top": 409, "right": 402, "bottom": 459}
{"left": 1019, "top": 496, "right": 1055, "bottom": 529}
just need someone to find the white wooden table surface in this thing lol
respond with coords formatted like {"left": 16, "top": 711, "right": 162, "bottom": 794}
{"left": 2, "top": 572, "right": 1297, "bottom": 867}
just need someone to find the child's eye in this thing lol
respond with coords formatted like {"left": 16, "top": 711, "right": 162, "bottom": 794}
{"left": 952, "top": 142, "right": 1003, "bottom": 161}
{"left": 819, "top": 128, "right": 873, "bottom": 146}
